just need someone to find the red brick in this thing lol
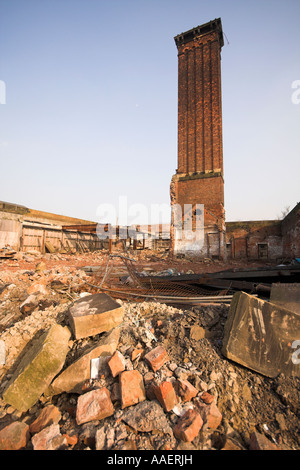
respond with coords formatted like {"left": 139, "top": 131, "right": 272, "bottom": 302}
{"left": 0, "top": 421, "right": 30, "bottom": 450}
{"left": 222, "top": 437, "right": 245, "bottom": 450}
{"left": 249, "top": 431, "right": 280, "bottom": 450}
{"left": 108, "top": 350, "right": 126, "bottom": 377}
{"left": 173, "top": 408, "right": 203, "bottom": 442}
{"left": 176, "top": 379, "right": 198, "bottom": 402}
{"left": 31, "top": 424, "right": 63, "bottom": 450}
{"left": 195, "top": 399, "right": 222, "bottom": 429}
{"left": 119, "top": 370, "right": 146, "bottom": 409}
{"left": 144, "top": 346, "right": 169, "bottom": 372}
{"left": 154, "top": 380, "right": 178, "bottom": 412}
{"left": 199, "top": 391, "right": 215, "bottom": 404}
{"left": 29, "top": 404, "right": 62, "bottom": 434}
{"left": 76, "top": 387, "right": 114, "bottom": 425}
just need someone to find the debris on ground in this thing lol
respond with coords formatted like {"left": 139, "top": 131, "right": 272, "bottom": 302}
{"left": 0, "top": 252, "right": 299, "bottom": 450}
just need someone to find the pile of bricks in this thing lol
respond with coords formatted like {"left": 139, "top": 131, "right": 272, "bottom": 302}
{"left": 0, "top": 341, "right": 280, "bottom": 451}
{"left": 0, "top": 281, "right": 289, "bottom": 451}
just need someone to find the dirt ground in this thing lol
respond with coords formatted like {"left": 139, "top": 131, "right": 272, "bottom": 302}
{"left": 0, "top": 249, "right": 299, "bottom": 450}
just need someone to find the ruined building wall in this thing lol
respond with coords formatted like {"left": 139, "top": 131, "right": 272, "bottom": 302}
{"left": 225, "top": 220, "right": 283, "bottom": 261}
{"left": 281, "top": 202, "right": 300, "bottom": 259}
{"left": 170, "top": 19, "right": 226, "bottom": 259}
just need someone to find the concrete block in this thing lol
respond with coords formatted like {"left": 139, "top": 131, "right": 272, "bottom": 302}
{"left": 47, "top": 328, "right": 120, "bottom": 395}
{"left": 2, "top": 324, "right": 70, "bottom": 411}
{"left": 222, "top": 292, "right": 300, "bottom": 377}
{"left": 68, "top": 293, "right": 124, "bottom": 339}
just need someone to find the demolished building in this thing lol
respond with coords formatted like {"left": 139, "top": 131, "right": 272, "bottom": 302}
{"left": 0, "top": 18, "right": 299, "bottom": 452}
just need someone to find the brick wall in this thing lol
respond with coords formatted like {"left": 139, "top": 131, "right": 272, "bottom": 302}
{"left": 225, "top": 220, "right": 283, "bottom": 261}
{"left": 176, "top": 24, "right": 223, "bottom": 175}
{"left": 281, "top": 203, "right": 300, "bottom": 259}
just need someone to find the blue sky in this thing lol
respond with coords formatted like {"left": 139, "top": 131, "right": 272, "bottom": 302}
{"left": 0, "top": 0, "right": 299, "bottom": 224}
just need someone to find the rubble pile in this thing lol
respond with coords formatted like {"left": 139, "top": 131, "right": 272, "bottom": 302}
{"left": 0, "top": 259, "right": 299, "bottom": 451}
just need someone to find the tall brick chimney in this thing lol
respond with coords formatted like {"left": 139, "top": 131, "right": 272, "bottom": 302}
{"left": 170, "top": 18, "right": 226, "bottom": 259}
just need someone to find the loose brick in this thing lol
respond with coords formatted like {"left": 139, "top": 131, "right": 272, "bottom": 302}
{"left": 76, "top": 387, "right": 114, "bottom": 425}
{"left": 0, "top": 421, "right": 30, "bottom": 450}
{"left": 119, "top": 370, "right": 146, "bottom": 409}
{"left": 173, "top": 408, "right": 203, "bottom": 442}
{"left": 199, "top": 391, "right": 215, "bottom": 404}
{"left": 176, "top": 379, "right": 198, "bottom": 402}
{"left": 222, "top": 437, "right": 245, "bottom": 450}
{"left": 195, "top": 399, "right": 222, "bottom": 429}
{"left": 144, "top": 346, "right": 169, "bottom": 372}
{"left": 154, "top": 380, "right": 178, "bottom": 412}
{"left": 108, "top": 350, "right": 126, "bottom": 377}
{"left": 249, "top": 431, "right": 280, "bottom": 450}
{"left": 31, "top": 424, "right": 63, "bottom": 450}
{"left": 29, "top": 404, "right": 62, "bottom": 434}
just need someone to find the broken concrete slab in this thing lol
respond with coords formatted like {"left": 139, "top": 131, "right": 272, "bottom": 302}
{"left": 47, "top": 328, "right": 120, "bottom": 395}
{"left": 270, "top": 283, "right": 300, "bottom": 314}
{"left": 222, "top": 291, "right": 300, "bottom": 378}
{"left": 2, "top": 324, "right": 70, "bottom": 412}
{"left": 68, "top": 293, "right": 124, "bottom": 340}
{"left": 121, "top": 400, "right": 173, "bottom": 436}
